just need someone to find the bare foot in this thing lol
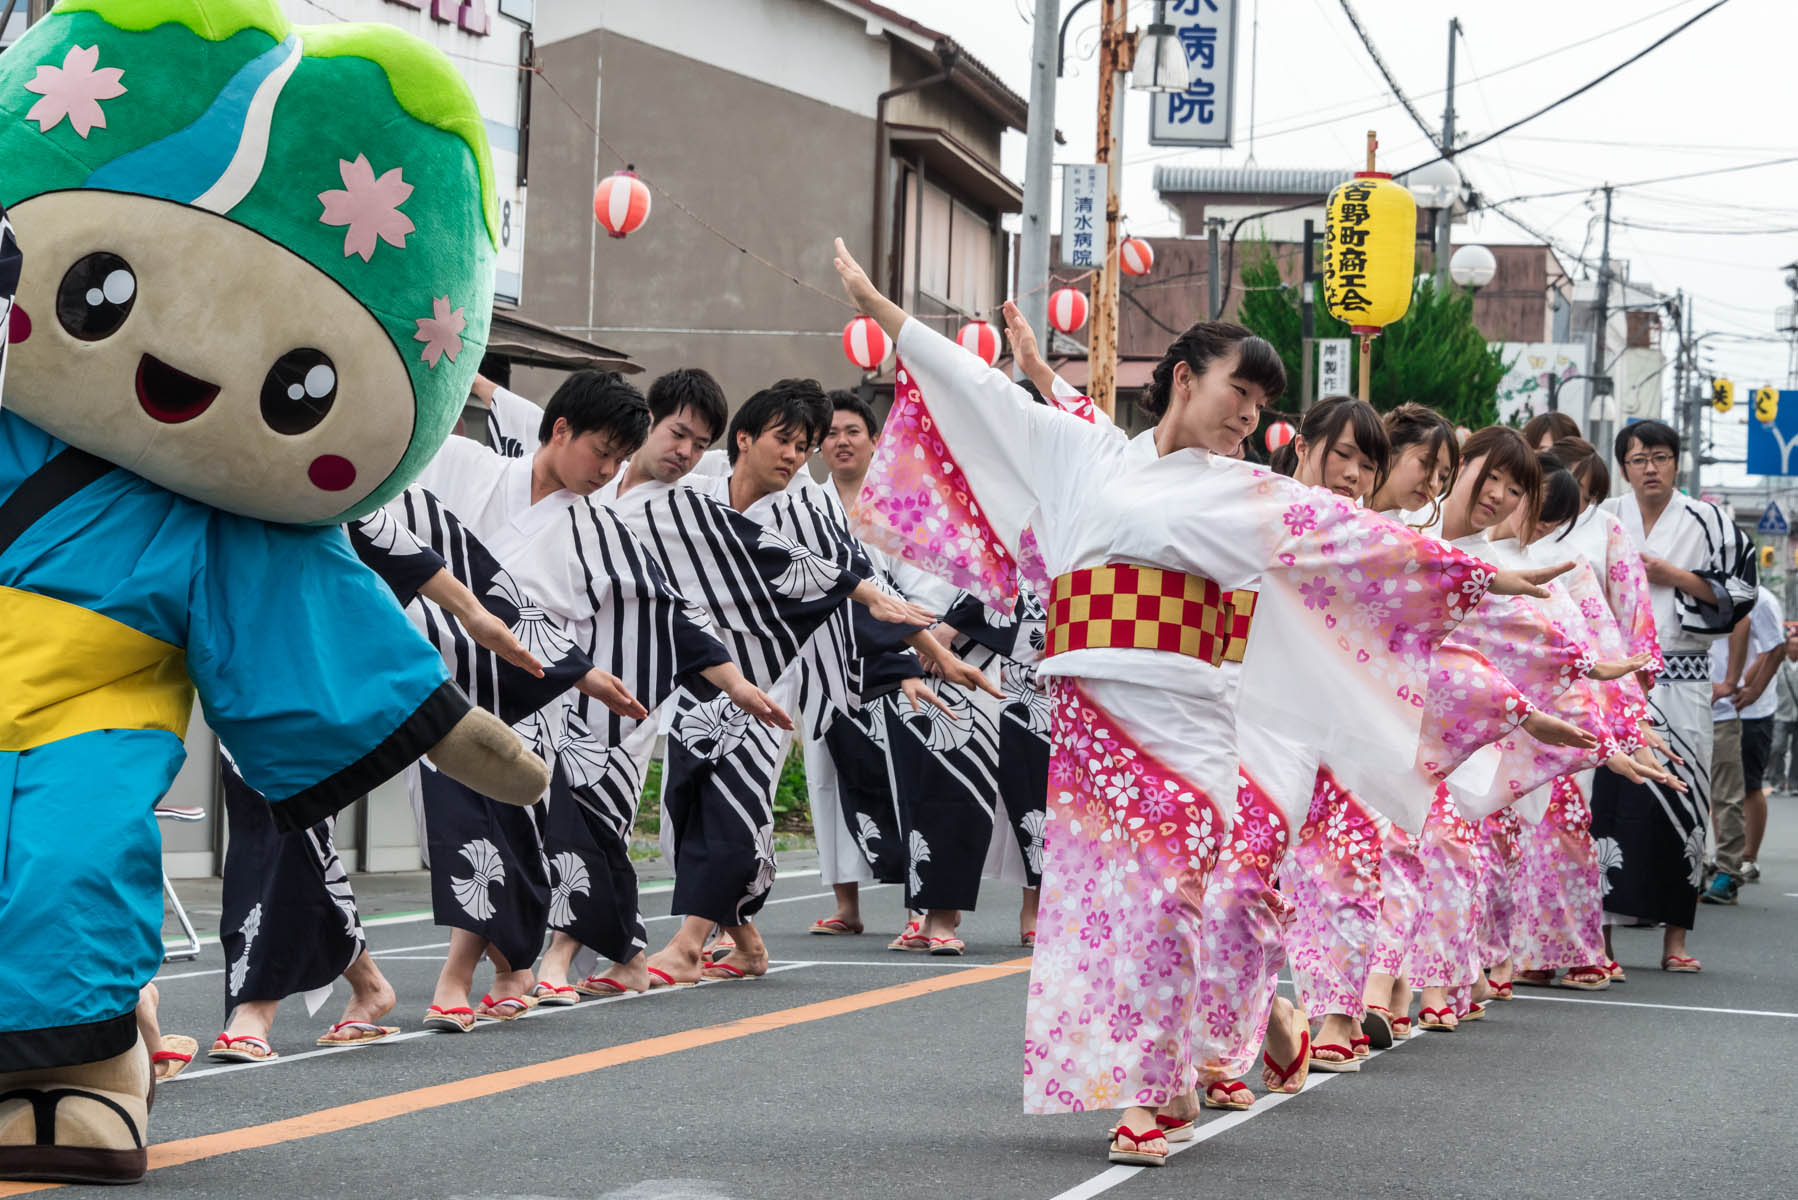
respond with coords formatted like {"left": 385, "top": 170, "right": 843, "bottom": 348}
{"left": 1260, "top": 997, "right": 1309, "bottom": 1093}
{"left": 489, "top": 966, "right": 535, "bottom": 1002}
{"left": 1488, "top": 959, "right": 1514, "bottom": 987}
{"left": 1313, "top": 1013, "right": 1358, "bottom": 1064}
{"left": 704, "top": 923, "right": 770, "bottom": 979}
{"left": 645, "top": 943, "right": 706, "bottom": 986}
{"left": 222, "top": 998, "right": 279, "bottom": 1042}
{"left": 339, "top": 959, "right": 397, "bottom": 1026}
{"left": 581, "top": 952, "right": 651, "bottom": 994}
{"left": 1155, "top": 1089, "right": 1199, "bottom": 1122}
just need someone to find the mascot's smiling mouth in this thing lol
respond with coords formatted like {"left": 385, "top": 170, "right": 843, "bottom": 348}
{"left": 136, "top": 353, "right": 221, "bottom": 423}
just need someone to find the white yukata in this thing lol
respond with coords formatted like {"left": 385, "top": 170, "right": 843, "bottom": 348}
{"left": 852, "top": 319, "right": 1496, "bottom": 1114}
{"left": 1594, "top": 489, "right": 1753, "bottom": 929}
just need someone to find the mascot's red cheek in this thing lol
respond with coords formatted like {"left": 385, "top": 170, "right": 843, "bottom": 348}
{"left": 7, "top": 302, "right": 27, "bottom": 343}
{"left": 307, "top": 454, "right": 355, "bottom": 492}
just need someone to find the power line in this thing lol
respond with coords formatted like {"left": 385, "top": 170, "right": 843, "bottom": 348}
{"left": 1491, "top": 155, "right": 1798, "bottom": 204}
{"left": 1614, "top": 217, "right": 1798, "bottom": 237}
{"left": 1401, "top": 0, "right": 1734, "bottom": 173}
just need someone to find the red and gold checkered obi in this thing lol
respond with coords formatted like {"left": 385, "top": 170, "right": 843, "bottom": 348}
{"left": 1046, "top": 565, "right": 1257, "bottom": 667}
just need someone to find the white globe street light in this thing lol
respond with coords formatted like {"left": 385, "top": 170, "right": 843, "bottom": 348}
{"left": 1403, "top": 159, "right": 1461, "bottom": 212}
{"left": 1449, "top": 243, "right": 1497, "bottom": 289}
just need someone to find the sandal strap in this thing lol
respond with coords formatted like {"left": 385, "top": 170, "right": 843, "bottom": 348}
{"left": 1111, "top": 1126, "right": 1167, "bottom": 1148}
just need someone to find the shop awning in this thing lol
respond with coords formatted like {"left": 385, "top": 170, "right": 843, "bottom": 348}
{"left": 488, "top": 309, "right": 640, "bottom": 374}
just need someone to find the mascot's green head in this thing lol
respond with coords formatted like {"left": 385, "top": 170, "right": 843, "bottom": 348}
{"left": 0, "top": 0, "right": 497, "bottom": 523}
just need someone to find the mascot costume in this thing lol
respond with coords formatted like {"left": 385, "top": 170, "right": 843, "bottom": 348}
{"left": 0, "top": 0, "right": 549, "bottom": 1182}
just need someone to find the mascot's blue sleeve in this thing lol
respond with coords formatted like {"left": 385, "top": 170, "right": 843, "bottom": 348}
{"left": 186, "top": 516, "right": 469, "bottom": 833}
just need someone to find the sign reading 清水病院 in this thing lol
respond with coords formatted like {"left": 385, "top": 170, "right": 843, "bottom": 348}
{"left": 1059, "top": 164, "right": 1108, "bottom": 268}
{"left": 1148, "top": 0, "right": 1239, "bottom": 149}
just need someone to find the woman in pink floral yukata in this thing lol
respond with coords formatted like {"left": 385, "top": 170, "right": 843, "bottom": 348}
{"left": 831, "top": 238, "right": 1571, "bottom": 1169}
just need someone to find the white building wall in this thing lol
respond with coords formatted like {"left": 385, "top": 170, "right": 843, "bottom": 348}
{"left": 534, "top": 0, "right": 893, "bottom": 118}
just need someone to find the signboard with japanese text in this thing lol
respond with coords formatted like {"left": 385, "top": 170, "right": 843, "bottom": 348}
{"left": 1059, "top": 163, "right": 1107, "bottom": 268}
{"left": 1149, "top": 0, "right": 1239, "bottom": 148}
{"left": 1317, "top": 339, "right": 1350, "bottom": 400}
{"left": 1494, "top": 342, "right": 1589, "bottom": 426}
{"left": 1747, "top": 388, "right": 1798, "bottom": 476}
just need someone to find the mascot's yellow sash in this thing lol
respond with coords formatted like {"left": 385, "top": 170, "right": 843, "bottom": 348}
{"left": 0, "top": 586, "right": 192, "bottom": 751}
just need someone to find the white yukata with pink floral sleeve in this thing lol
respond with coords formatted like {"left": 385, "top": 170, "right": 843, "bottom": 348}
{"left": 853, "top": 319, "right": 1493, "bottom": 1114}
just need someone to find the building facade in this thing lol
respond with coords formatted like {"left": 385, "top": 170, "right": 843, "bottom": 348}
{"left": 513, "top": 0, "right": 1026, "bottom": 406}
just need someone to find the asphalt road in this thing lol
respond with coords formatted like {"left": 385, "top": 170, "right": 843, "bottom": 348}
{"left": 11, "top": 798, "right": 1798, "bottom": 1200}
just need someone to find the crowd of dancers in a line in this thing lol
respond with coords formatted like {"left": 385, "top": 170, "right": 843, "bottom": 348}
{"left": 139, "top": 238, "right": 1753, "bottom": 1170}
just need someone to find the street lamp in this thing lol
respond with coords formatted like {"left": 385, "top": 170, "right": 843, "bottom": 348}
{"left": 1403, "top": 159, "right": 1460, "bottom": 286}
{"left": 1449, "top": 243, "right": 1496, "bottom": 289}
{"left": 1132, "top": 2, "right": 1190, "bottom": 93}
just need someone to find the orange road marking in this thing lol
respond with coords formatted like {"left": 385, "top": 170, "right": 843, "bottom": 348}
{"left": 0, "top": 957, "right": 1031, "bottom": 1195}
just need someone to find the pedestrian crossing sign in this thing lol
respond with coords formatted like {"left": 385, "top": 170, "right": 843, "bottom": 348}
{"left": 1758, "top": 501, "right": 1789, "bottom": 536}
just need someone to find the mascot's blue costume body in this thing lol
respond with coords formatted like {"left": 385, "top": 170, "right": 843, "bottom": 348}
{"left": 0, "top": 0, "right": 544, "bottom": 1182}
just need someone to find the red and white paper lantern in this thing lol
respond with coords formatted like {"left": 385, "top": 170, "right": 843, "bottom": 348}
{"left": 956, "top": 319, "right": 1000, "bottom": 366}
{"left": 842, "top": 315, "right": 890, "bottom": 371}
{"left": 1119, "top": 237, "right": 1155, "bottom": 277}
{"left": 1049, "top": 286, "right": 1089, "bottom": 334}
{"left": 1264, "top": 419, "right": 1296, "bottom": 452}
{"left": 593, "top": 169, "right": 652, "bottom": 239}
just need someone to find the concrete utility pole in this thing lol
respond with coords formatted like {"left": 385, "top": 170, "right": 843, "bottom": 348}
{"left": 1300, "top": 218, "right": 1316, "bottom": 409}
{"left": 1672, "top": 287, "right": 1686, "bottom": 465}
{"left": 1435, "top": 17, "right": 1458, "bottom": 287}
{"left": 1206, "top": 218, "right": 1223, "bottom": 320}
{"left": 1015, "top": 0, "right": 1060, "bottom": 383}
{"left": 1591, "top": 183, "right": 1615, "bottom": 466}
{"left": 1087, "top": 0, "right": 1131, "bottom": 417}
{"left": 1686, "top": 298, "right": 1702, "bottom": 497}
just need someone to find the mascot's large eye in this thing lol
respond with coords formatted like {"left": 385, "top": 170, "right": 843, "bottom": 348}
{"left": 56, "top": 252, "right": 137, "bottom": 341}
{"left": 260, "top": 348, "right": 338, "bottom": 435}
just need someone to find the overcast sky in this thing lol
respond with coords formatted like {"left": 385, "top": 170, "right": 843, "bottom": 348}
{"left": 887, "top": 0, "right": 1795, "bottom": 484}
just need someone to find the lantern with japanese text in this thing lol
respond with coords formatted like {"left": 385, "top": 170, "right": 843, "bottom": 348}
{"left": 594, "top": 168, "right": 652, "bottom": 238}
{"left": 843, "top": 315, "right": 890, "bottom": 371}
{"left": 1120, "top": 237, "right": 1155, "bottom": 277}
{"left": 1264, "top": 419, "right": 1296, "bottom": 452}
{"left": 1323, "top": 133, "right": 1416, "bottom": 402}
{"left": 956, "top": 319, "right": 1001, "bottom": 366}
{"left": 1049, "top": 287, "right": 1089, "bottom": 334}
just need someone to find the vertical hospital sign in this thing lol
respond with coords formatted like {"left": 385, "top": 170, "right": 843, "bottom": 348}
{"left": 1060, "top": 163, "right": 1108, "bottom": 268}
{"left": 1148, "top": 0, "right": 1239, "bottom": 148}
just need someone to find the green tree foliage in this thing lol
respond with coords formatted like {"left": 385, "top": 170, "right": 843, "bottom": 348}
{"left": 1237, "top": 242, "right": 1509, "bottom": 428}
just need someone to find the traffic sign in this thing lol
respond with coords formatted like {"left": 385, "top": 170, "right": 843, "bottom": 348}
{"left": 1747, "top": 389, "right": 1798, "bottom": 476}
{"left": 1758, "top": 501, "right": 1789, "bottom": 536}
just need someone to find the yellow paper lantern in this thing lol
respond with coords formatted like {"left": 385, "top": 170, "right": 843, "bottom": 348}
{"left": 1323, "top": 172, "right": 1416, "bottom": 334}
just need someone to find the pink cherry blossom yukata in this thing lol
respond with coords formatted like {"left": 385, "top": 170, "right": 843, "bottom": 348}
{"left": 852, "top": 320, "right": 1493, "bottom": 1114}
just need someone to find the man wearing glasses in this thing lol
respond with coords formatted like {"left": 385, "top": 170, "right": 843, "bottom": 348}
{"left": 1594, "top": 420, "right": 1757, "bottom": 974}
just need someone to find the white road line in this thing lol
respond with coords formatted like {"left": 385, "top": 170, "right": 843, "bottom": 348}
{"left": 153, "top": 884, "right": 892, "bottom": 980}
{"left": 168, "top": 962, "right": 816, "bottom": 1082}
{"left": 1045, "top": 1032, "right": 1415, "bottom": 1200}
{"left": 162, "top": 867, "right": 839, "bottom": 949}
{"left": 1511, "top": 994, "right": 1798, "bottom": 1018}
{"left": 155, "top": 941, "right": 451, "bottom": 982}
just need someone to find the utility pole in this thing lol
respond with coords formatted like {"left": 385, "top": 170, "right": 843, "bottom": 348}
{"left": 1015, "top": 0, "right": 1060, "bottom": 383}
{"left": 1300, "top": 218, "right": 1316, "bottom": 409}
{"left": 1435, "top": 17, "right": 1458, "bottom": 286}
{"left": 1671, "top": 287, "right": 1685, "bottom": 461}
{"left": 1206, "top": 218, "right": 1223, "bottom": 320}
{"left": 1685, "top": 298, "right": 1702, "bottom": 497}
{"left": 1591, "top": 183, "right": 1615, "bottom": 466}
{"left": 1087, "top": 0, "right": 1131, "bottom": 417}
